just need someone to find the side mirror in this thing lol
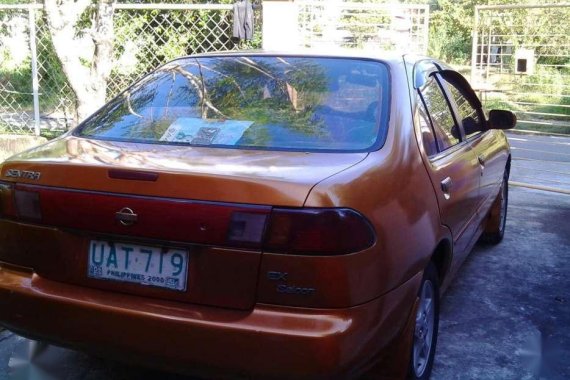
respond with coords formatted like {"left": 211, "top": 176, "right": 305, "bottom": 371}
{"left": 488, "top": 110, "right": 516, "bottom": 130}
{"left": 462, "top": 116, "right": 481, "bottom": 136}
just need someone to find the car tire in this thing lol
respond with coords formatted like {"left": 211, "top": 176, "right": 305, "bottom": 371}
{"left": 480, "top": 172, "right": 509, "bottom": 245}
{"left": 408, "top": 263, "right": 440, "bottom": 380}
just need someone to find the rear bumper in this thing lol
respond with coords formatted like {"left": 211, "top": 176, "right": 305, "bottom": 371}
{"left": 0, "top": 264, "right": 420, "bottom": 379}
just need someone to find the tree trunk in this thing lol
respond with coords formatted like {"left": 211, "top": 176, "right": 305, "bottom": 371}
{"left": 44, "top": 0, "right": 115, "bottom": 123}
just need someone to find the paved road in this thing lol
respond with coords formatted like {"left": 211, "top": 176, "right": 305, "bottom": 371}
{"left": 506, "top": 132, "right": 570, "bottom": 192}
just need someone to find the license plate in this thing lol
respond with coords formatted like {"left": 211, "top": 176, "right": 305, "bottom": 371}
{"left": 88, "top": 240, "right": 189, "bottom": 292}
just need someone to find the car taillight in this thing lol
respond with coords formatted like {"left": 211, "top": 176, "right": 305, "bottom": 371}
{"left": 0, "top": 182, "right": 42, "bottom": 220}
{"left": 0, "top": 181, "right": 16, "bottom": 218}
{"left": 14, "top": 189, "right": 42, "bottom": 220}
{"left": 4, "top": 182, "right": 375, "bottom": 255}
{"left": 264, "top": 208, "right": 376, "bottom": 255}
{"left": 226, "top": 208, "right": 375, "bottom": 255}
{"left": 227, "top": 211, "right": 269, "bottom": 249}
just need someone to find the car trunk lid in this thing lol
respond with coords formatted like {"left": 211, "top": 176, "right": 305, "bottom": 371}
{"left": 5, "top": 137, "right": 367, "bottom": 205}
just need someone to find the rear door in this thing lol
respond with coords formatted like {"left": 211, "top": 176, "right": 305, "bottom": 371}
{"left": 413, "top": 62, "right": 481, "bottom": 263}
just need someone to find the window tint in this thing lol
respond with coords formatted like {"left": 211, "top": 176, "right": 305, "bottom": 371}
{"left": 444, "top": 80, "right": 483, "bottom": 138}
{"left": 76, "top": 57, "right": 390, "bottom": 152}
{"left": 420, "top": 76, "right": 461, "bottom": 151}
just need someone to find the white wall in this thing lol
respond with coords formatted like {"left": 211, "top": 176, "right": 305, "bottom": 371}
{"left": 262, "top": 0, "right": 299, "bottom": 51}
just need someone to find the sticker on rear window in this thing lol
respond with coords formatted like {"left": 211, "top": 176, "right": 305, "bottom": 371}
{"left": 160, "top": 118, "right": 253, "bottom": 145}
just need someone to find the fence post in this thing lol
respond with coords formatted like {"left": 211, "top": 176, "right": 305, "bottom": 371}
{"left": 470, "top": 6, "right": 479, "bottom": 86}
{"left": 422, "top": 5, "right": 430, "bottom": 55}
{"left": 28, "top": 8, "right": 41, "bottom": 136}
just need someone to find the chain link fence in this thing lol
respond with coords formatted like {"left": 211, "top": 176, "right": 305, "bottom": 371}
{"left": 0, "top": 3, "right": 261, "bottom": 136}
{"left": 0, "top": 5, "right": 36, "bottom": 134}
{"left": 298, "top": 0, "right": 429, "bottom": 54}
{"left": 109, "top": 3, "right": 261, "bottom": 97}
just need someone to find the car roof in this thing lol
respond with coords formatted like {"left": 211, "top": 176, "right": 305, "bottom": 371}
{"left": 183, "top": 49, "right": 430, "bottom": 66}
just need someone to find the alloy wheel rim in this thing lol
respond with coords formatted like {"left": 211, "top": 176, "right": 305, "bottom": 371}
{"left": 413, "top": 280, "right": 435, "bottom": 377}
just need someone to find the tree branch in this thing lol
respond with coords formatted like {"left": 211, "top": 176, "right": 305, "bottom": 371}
{"left": 171, "top": 66, "right": 226, "bottom": 119}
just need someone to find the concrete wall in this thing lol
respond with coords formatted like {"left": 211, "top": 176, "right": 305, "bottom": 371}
{"left": 262, "top": 0, "right": 299, "bottom": 51}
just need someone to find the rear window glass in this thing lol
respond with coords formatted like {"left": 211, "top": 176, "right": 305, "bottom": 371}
{"left": 76, "top": 56, "right": 390, "bottom": 152}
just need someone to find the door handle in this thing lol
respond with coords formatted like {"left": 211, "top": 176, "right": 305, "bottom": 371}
{"left": 441, "top": 177, "right": 453, "bottom": 197}
{"left": 478, "top": 155, "right": 486, "bottom": 167}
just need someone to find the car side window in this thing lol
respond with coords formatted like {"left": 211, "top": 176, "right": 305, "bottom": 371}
{"left": 443, "top": 79, "right": 484, "bottom": 139}
{"left": 419, "top": 75, "right": 461, "bottom": 151}
{"left": 417, "top": 100, "right": 438, "bottom": 157}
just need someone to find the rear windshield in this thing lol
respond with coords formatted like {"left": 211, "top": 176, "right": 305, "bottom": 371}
{"left": 76, "top": 56, "right": 390, "bottom": 152}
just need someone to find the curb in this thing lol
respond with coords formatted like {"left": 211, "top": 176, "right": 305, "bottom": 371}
{"left": 510, "top": 181, "right": 570, "bottom": 195}
{"left": 507, "top": 129, "right": 570, "bottom": 138}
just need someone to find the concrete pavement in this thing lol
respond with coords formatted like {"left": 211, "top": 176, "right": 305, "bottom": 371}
{"left": 432, "top": 186, "right": 570, "bottom": 379}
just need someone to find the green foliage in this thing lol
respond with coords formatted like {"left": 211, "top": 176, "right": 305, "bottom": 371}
{"left": 35, "top": 17, "right": 76, "bottom": 113}
{"left": 428, "top": 0, "right": 477, "bottom": 64}
{"left": 208, "top": 58, "right": 329, "bottom": 139}
{"left": 485, "top": 65, "right": 570, "bottom": 134}
{"left": 428, "top": 0, "right": 570, "bottom": 64}
{"left": 1, "top": 0, "right": 262, "bottom": 138}
{"left": 2, "top": 0, "right": 569, "bottom": 137}
{"left": 109, "top": 2, "right": 262, "bottom": 98}
{"left": 0, "top": 58, "right": 33, "bottom": 109}
{"left": 0, "top": 0, "right": 33, "bottom": 3}
{"left": 427, "top": 0, "right": 570, "bottom": 134}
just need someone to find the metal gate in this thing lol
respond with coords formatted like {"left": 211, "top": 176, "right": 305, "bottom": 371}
{"left": 471, "top": 4, "right": 570, "bottom": 195}
{"left": 471, "top": 4, "right": 570, "bottom": 135}
{"left": 298, "top": 0, "right": 429, "bottom": 54}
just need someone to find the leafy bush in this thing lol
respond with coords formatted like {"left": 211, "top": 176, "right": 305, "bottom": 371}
{"left": 0, "top": 58, "right": 33, "bottom": 109}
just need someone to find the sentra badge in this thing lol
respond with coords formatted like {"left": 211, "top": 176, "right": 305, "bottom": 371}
{"left": 5, "top": 169, "right": 41, "bottom": 180}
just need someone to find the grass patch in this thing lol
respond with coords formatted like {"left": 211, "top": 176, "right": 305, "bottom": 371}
{"left": 515, "top": 122, "right": 570, "bottom": 135}
{"left": 482, "top": 67, "right": 570, "bottom": 135}
{"left": 484, "top": 95, "right": 570, "bottom": 134}
{"left": 467, "top": 60, "right": 570, "bottom": 135}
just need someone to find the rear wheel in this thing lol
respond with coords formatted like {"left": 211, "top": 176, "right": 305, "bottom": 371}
{"left": 480, "top": 173, "right": 509, "bottom": 245}
{"left": 408, "top": 263, "right": 439, "bottom": 380}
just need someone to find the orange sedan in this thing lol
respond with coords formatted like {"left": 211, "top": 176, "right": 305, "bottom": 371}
{"left": 0, "top": 52, "right": 514, "bottom": 379}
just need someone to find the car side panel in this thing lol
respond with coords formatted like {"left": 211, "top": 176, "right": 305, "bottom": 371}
{"left": 469, "top": 129, "right": 510, "bottom": 215}
{"left": 303, "top": 60, "right": 442, "bottom": 298}
{"left": 424, "top": 146, "right": 481, "bottom": 270}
